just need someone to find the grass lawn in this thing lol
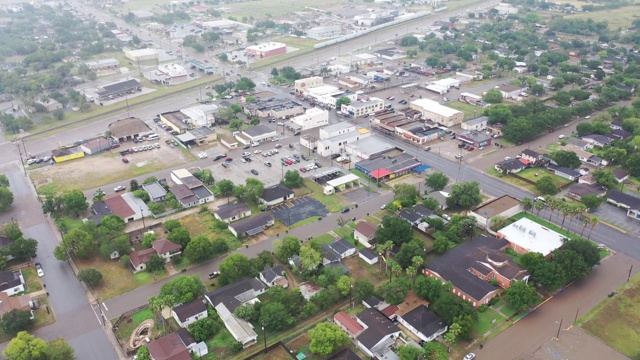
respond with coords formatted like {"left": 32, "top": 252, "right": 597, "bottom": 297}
{"left": 472, "top": 308, "right": 505, "bottom": 338}
{"left": 279, "top": 36, "right": 320, "bottom": 51}
{"left": 304, "top": 179, "right": 347, "bottom": 213}
{"left": 486, "top": 167, "right": 538, "bottom": 194}
{"left": 449, "top": 101, "right": 483, "bottom": 121}
{"left": 517, "top": 168, "right": 573, "bottom": 188}
{"left": 511, "top": 212, "right": 586, "bottom": 242}
{"left": 76, "top": 257, "right": 162, "bottom": 300}
{"left": 567, "top": 6, "right": 638, "bottom": 30}
{"left": 179, "top": 212, "right": 242, "bottom": 251}
{"left": 312, "top": 233, "right": 335, "bottom": 245}
{"left": 22, "top": 268, "right": 44, "bottom": 293}
{"left": 291, "top": 215, "right": 322, "bottom": 229}
{"left": 334, "top": 226, "right": 355, "bottom": 242}
{"left": 206, "top": 327, "right": 240, "bottom": 359}
{"left": 499, "top": 304, "right": 519, "bottom": 318}
{"left": 579, "top": 272, "right": 640, "bottom": 357}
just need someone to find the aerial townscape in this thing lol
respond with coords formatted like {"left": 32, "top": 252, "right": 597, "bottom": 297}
{"left": 0, "top": 0, "right": 640, "bottom": 359}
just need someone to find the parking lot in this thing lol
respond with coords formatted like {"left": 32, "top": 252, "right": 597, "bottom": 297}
{"left": 593, "top": 202, "right": 640, "bottom": 236}
{"left": 272, "top": 196, "right": 329, "bottom": 226}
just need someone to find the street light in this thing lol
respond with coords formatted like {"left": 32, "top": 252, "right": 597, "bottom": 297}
{"left": 262, "top": 322, "right": 267, "bottom": 353}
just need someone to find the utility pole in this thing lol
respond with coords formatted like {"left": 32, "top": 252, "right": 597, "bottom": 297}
{"left": 628, "top": 265, "right": 633, "bottom": 282}
{"left": 555, "top": 319, "right": 563, "bottom": 340}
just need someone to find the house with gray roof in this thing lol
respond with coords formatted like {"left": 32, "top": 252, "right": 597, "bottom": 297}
{"left": 398, "top": 305, "right": 447, "bottom": 342}
{"left": 259, "top": 265, "right": 288, "bottom": 288}
{"left": 214, "top": 203, "right": 251, "bottom": 223}
{"left": 565, "top": 137, "right": 593, "bottom": 150}
{"left": 355, "top": 308, "right": 402, "bottom": 359}
{"left": 228, "top": 213, "right": 274, "bottom": 237}
{"left": 143, "top": 181, "right": 168, "bottom": 203}
{"left": 329, "top": 238, "right": 356, "bottom": 259}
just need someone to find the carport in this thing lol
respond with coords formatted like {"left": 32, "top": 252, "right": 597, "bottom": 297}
{"left": 325, "top": 174, "right": 361, "bottom": 192}
{"left": 412, "top": 164, "right": 431, "bottom": 174}
{"left": 311, "top": 167, "right": 343, "bottom": 184}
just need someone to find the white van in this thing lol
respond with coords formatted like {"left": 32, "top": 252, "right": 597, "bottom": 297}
{"left": 147, "top": 133, "right": 159, "bottom": 141}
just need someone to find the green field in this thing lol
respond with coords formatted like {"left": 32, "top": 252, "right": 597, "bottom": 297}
{"left": 517, "top": 168, "right": 573, "bottom": 188}
{"left": 567, "top": 6, "right": 639, "bottom": 30}
{"left": 472, "top": 308, "right": 506, "bottom": 338}
{"left": 580, "top": 272, "right": 640, "bottom": 357}
{"left": 448, "top": 101, "right": 483, "bottom": 121}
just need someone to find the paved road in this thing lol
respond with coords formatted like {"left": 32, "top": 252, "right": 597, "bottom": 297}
{"left": 481, "top": 252, "right": 639, "bottom": 360}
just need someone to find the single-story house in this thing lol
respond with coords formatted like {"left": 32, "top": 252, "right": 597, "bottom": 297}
{"left": 259, "top": 184, "right": 295, "bottom": 207}
{"left": 0, "top": 270, "right": 25, "bottom": 296}
{"left": 172, "top": 299, "right": 208, "bottom": 328}
{"left": 213, "top": 203, "right": 251, "bottom": 223}
{"left": 169, "top": 184, "right": 214, "bottom": 208}
{"left": 354, "top": 221, "right": 377, "bottom": 248}
{"left": 328, "top": 348, "right": 363, "bottom": 360}
{"left": 608, "top": 128, "right": 632, "bottom": 141}
{"left": 567, "top": 183, "right": 607, "bottom": 201}
{"left": 228, "top": 213, "right": 275, "bottom": 237}
{"left": 176, "top": 328, "right": 208, "bottom": 357}
{"left": 205, "top": 278, "right": 267, "bottom": 348}
{"left": 147, "top": 332, "right": 192, "bottom": 360}
{"left": 613, "top": 169, "right": 629, "bottom": 183}
{"left": 329, "top": 238, "right": 356, "bottom": 259}
{"left": 398, "top": 305, "right": 448, "bottom": 342}
{"left": 334, "top": 311, "right": 365, "bottom": 338}
{"left": 495, "top": 158, "right": 526, "bottom": 174}
{"left": 361, "top": 295, "right": 398, "bottom": 320}
{"left": 355, "top": 308, "right": 402, "bottom": 358}
{"left": 142, "top": 182, "right": 168, "bottom": 203}
{"left": 423, "top": 235, "right": 528, "bottom": 307}
{"left": 0, "top": 292, "right": 31, "bottom": 318}
{"left": 581, "top": 134, "right": 611, "bottom": 147}
{"left": 469, "top": 195, "right": 522, "bottom": 230}
{"left": 259, "top": 265, "right": 288, "bottom": 288}
{"left": 520, "top": 149, "right": 543, "bottom": 165}
{"left": 358, "top": 248, "right": 379, "bottom": 265}
{"left": 566, "top": 137, "right": 593, "bottom": 150}
{"left": 129, "top": 248, "right": 157, "bottom": 273}
{"left": 399, "top": 209, "right": 423, "bottom": 226}
{"left": 607, "top": 190, "right": 640, "bottom": 221}
{"left": 547, "top": 164, "right": 581, "bottom": 181}
{"left": 321, "top": 244, "right": 341, "bottom": 265}
{"left": 129, "top": 239, "right": 182, "bottom": 273}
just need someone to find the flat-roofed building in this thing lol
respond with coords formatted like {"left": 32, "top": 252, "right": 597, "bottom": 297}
{"left": 124, "top": 48, "right": 158, "bottom": 64}
{"left": 96, "top": 79, "right": 142, "bottom": 100}
{"left": 410, "top": 98, "right": 463, "bottom": 127}
{"left": 342, "top": 98, "right": 385, "bottom": 118}
{"left": 497, "top": 218, "right": 565, "bottom": 257}
{"left": 108, "top": 117, "right": 152, "bottom": 142}
{"left": 469, "top": 195, "right": 522, "bottom": 230}
{"left": 246, "top": 42, "right": 286, "bottom": 59}
{"left": 307, "top": 25, "right": 342, "bottom": 39}
{"left": 290, "top": 107, "right": 329, "bottom": 130}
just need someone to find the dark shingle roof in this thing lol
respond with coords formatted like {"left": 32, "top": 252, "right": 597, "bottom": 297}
{"left": 260, "top": 265, "right": 284, "bottom": 283}
{"left": 357, "top": 308, "right": 400, "bottom": 350}
{"left": 214, "top": 203, "right": 251, "bottom": 221}
{"left": 359, "top": 248, "right": 378, "bottom": 261}
{"left": 229, "top": 213, "right": 273, "bottom": 236}
{"left": 496, "top": 158, "right": 525, "bottom": 171}
{"left": 400, "top": 305, "right": 447, "bottom": 338}
{"left": 328, "top": 348, "right": 362, "bottom": 360}
{"left": 205, "top": 278, "right": 265, "bottom": 312}
{"left": 521, "top": 149, "right": 541, "bottom": 158}
{"left": 547, "top": 164, "right": 581, "bottom": 178}
{"left": 607, "top": 190, "right": 640, "bottom": 209}
{"left": 172, "top": 300, "right": 207, "bottom": 322}
{"left": 321, "top": 244, "right": 341, "bottom": 263}
{"left": 0, "top": 271, "right": 21, "bottom": 292}
{"left": 329, "top": 238, "right": 355, "bottom": 255}
{"left": 399, "top": 209, "right": 422, "bottom": 224}
{"left": 260, "top": 184, "right": 294, "bottom": 202}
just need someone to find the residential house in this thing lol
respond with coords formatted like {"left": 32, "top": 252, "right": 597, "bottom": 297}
{"left": 581, "top": 134, "right": 611, "bottom": 147}
{"left": 422, "top": 235, "right": 528, "bottom": 307}
{"left": 495, "top": 158, "right": 526, "bottom": 174}
{"left": 259, "top": 184, "right": 294, "bottom": 207}
{"left": 0, "top": 292, "right": 31, "bottom": 318}
{"left": 354, "top": 221, "right": 377, "bottom": 248}
{"left": 152, "top": 239, "right": 182, "bottom": 262}
{"left": 0, "top": 270, "right": 25, "bottom": 296}
{"left": 321, "top": 244, "right": 341, "bottom": 265}
{"left": 288, "top": 255, "right": 302, "bottom": 271}
{"left": 565, "top": 137, "right": 593, "bottom": 150}
{"left": 169, "top": 185, "right": 200, "bottom": 208}
{"left": 610, "top": 120, "right": 623, "bottom": 130}
{"left": 399, "top": 209, "right": 423, "bottom": 226}
{"left": 355, "top": 308, "right": 402, "bottom": 358}
{"left": 228, "top": 213, "right": 274, "bottom": 237}
{"left": 334, "top": 311, "right": 365, "bottom": 338}
{"left": 329, "top": 238, "right": 357, "bottom": 259}
{"left": 578, "top": 174, "right": 597, "bottom": 185}
{"left": 558, "top": 145, "right": 608, "bottom": 167}
{"left": 613, "top": 169, "right": 630, "bottom": 183}
{"left": 213, "top": 203, "right": 251, "bottom": 223}
{"left": 259, "top": 265, "right": 288, "bottom": 288}
{"left": 171, "top": 299, "right": 208, "bottom": 328}
{"left": 606, "top": 190, "right": 640, "bottom": 221}
{"left": 175, "top": 328, "right": 208, "bottom": 357}
{"left": 469, "top": 195, "right": 522, "bottom": 230}
{"left": 547, "top": 164, "right": 581, "bottom": 181}
{"left": 428, "top": 191, "right": 449, "bottom": 210}
{"left": 361, "top": 295, "right": 398, "bottom": 320}
{"left": 129, "top": 248, "right": 157, "bottom": 273}
{"left": 397, "top": 305, "right": 448, "bottom": 342}
{"left": 147, "top": 332, "right": 191, "bottom": 360}
{"left": 608, "top": 129, "right": 632, "bottom": 141}
{"left": 520, "top": 149, "right": 543, "bottom": 165}
{"left": 204, "top": 278, "right": 267, "bottom": 348}
{"left": 567, "top": 183, "right": 607, "bottom": 201}
{"left": 35, "top": 98, "right": 63, "bottom": 112}
{"left": 143, "top": 182, "right": 168, "bottom": 203}
{"left": 358, "top": 248, "right": 379, "bottom": 265}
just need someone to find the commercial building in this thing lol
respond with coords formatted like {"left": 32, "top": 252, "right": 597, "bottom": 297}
{"left": 461, "top": 116, "right": 488, "bottom": 131}
{"left": 344, "top": 136, "right": 396, "bottom": 160}
{"left": 52, "top": 147, "right": 85, "bottom": 163}
{"left": 316, "top": 127, "right": 371, "bottom": 157}
{"left": 306, "top": 25, "right": 342, "bottom": 39}
{"left": 243, "top": 98, "right": 304, "bottom": 119}
{"left": 289, "top": 107, "right": 329, "bottom": 130}
{"left": 341, "top": 97, "right": 385, "bottom": 118}
{"left": 124, "top": 48, "right": 158, "bottom": 65}
{"left": 80, "top": 136, "right": 111, "bottom": 155}
{"left": 469, "top": 195, "right": 522, "bottom": 230}
{"left": 259, "top": 184, "right": 295, "bottom": 207}
{"left": 246, "top": 42, "right": 286, "bottom": 59}
{"left": 180, "top": 104, "right": 218, "bottom": 127}
{"left": 294, "top": 76, "right": 324, "bottom": 94}
{"left": 497, "top": 218, "right": 566, "bottom": 257}
{"left": 109, "top": 117, "right": 153, "bottom": 143}
{"left": 158, "top": 63, "right": 187, "bottom": 79}
{"left": 160, "top": 110, "right": 192, "bottom": 133}
{"left": 320, "top": 122, "right": 358, "bottom": 139}
{"left": 458, "top": 130, "right": 493, "bottom": 148}
{"left": 239, "top": 125, "right": 278, "bottom": 145}
{"left": 606, "top": 190, "right": 640, "bottom": 222}
{"left": 355, "top": 153, "right": 422, "bottom": 181}
{"left": 410, "top": 98, "right": 463, "bottom": 127}
{"left": 85, "top": 58, "right": 119, "bottom": 73}
{"left": 96, "top": 79, "right": 142, "bottom": 100}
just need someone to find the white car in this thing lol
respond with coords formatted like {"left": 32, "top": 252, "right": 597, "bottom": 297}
{"left": 381, "top": 204, "right": 386, "bottom": 210}
{"left": 35, "top": 262, "right": 44, "bottom": 278}
{"left": 463, "top": 354, "right": 475, "bottom": 360}
{"left": 197, "top": 152, "right": 208, "bottom": 159}
{"left": 242, "top": 152, "right": 251, "bottom": 157}
{"left": 251, "top": 143, "right": 260, "bottom": 147}
{"left": 114, "top": 185, "right": 126, "bottom": 192}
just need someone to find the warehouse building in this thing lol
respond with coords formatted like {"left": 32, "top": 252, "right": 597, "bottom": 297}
{"left": 246, "top": 42, "right": 286, "bottom": 59}
{"left": 409, "top": 98, "right": 463, "bottom": 127}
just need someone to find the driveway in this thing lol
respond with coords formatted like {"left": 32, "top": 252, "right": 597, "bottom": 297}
{"left": 479, "top": 252, "right": 639, "bottom": 360}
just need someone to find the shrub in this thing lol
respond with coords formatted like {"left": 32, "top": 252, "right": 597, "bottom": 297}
{"left": 488, "top": 297, "right": 500, "bottom": 306}
{"left": 478, "top": 304, "right": 488, "bottom": 313}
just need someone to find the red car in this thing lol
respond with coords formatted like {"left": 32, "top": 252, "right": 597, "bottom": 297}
{"left": 299, "top": 167, "right": 307, "bottom": 173}
{"left": 285, "top": 159, "right": 293, "bottom": 165}
{"left": 122, "top": 158, "right": 129, "bottom": 163}
{"left": 225, "top": 158, "right": 233, "bottom": 162}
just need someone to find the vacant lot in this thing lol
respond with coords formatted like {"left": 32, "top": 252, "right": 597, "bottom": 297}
{"left": 567, "top": 6, "right": 638, "bottom": 30}
{"left": 76, "top": 257, "right": 162, "bottom": 300}
{"left": 30, "top": 145, "right": 192, "bottom": 193}
{"left": 580, "top": 273, "right": 640, "bottom": 357}
{"left": 517, "top": 168, "right": 573, "bottom": 188}
{"left": 251, "top": 343, "right": 296, "bottom": 360}
{"left": 343, "top": 256, "right": 386, "bottom": 285}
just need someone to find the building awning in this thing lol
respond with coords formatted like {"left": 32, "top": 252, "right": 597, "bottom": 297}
{"left": 370, "top": 168, "right": 391, "bottom": 179}
{"left": 412, "top": 164, "right": 431, "bottom": 173}
{"left": 518, "top": 158, "right": 530, "bottom": 165}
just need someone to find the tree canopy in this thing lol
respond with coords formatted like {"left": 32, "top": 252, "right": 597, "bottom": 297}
{"left": 309, "top": 322, "right": 350, "bottom": 356}
{"left": 446, "top": 182, "right": 482, "bottom": 210}
{"left": 376, "top": 217, "right": 413, "bottom": 246}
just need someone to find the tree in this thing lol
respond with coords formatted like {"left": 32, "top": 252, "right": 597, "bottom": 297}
{"left": 309, "top": 322, "right": 350, "bottom": 356}
{"left": 299, "top": 245, "right": 322, "bottom": 270}
{"left": 397, "top": 345, "right": 424, "bottom": 360}
{"left": 626, "top": 153, "right": 640, "bottom": 177}
{"left": 146, "top": 255, "right": 165, "bottom": 272}
{"left": 446, "top": 182, "right": 482, "bottom": 210}
{"left": 168, "top": 227, "right": 191, "bottom": 248}
{"left": 188, "top": 318, "right": 220, "bottom": 342}
{"left": 422, "top": 197, "right": 441, "bottom": 211}
{"left": 336, "top": 276, "right": 355, "bottom": 297}
{"left": 443, "top": 322, "right": 462, "bottom": 348}
{"left": 335, "top": 96, "right": 351, "bottom": 109}
{"left": 553, "top": 249, "right": 589, "bottom": 281}
{"left": 588, "top": 216, "right": 599, "bottom": 240}
{"left": 283, "top": 170, "right": 303, "bottom": 188}
{"left": 483, "top": 89, "right": 503, "bottom": 103}
{"left": 3, "top": 222, "right": 22, "bottom": 241}
{"left": 141, "top": 232, "right": 156, "bottom": 248}
{"left": 77, "top": 268, "right": 103, "bottom": 287}
{"left": 217, "top": 179, "right": 235, "bottom": 198}
{"left": 551, "top": 150, "right": 581, "bottom": 169}
{"left": 135, "top": 346, "right": 151, "bottom": 360}
{"left": 274, "top": 236, "right": 301, "bottom": 263}
{"left": 47, "top": 338, "right": 76, "bottom": 360}
{"left": 159, "top": 275, "right": 204, "bottom": 307}
{"left": 376, "top": 217, "right": 413, "bottom": 246}
{"left": 425, "top": 171, "right": 449, "bottom": 192}
{"left": 505, "top": 280, "right": 541, "bottom": 311}
{"left": 62, "top": 190, "right": 88, "bottom": 216}
{"left": 414, "top": 275, "right": 448, "bottom": 302}
{"left": 562, "top": 238, "right": 600, "bottom": 268}
{"left": 0, "top": 175, "right": 9, "bottom": 188}
{"left": 396, "top": 240, "right": 426, "bottom": 269}
{"left": 423, "top": 341, "right": 448, "bottom": 360}
{"left": 393, "top": 183, "right": 419, "bottom": 207}
{"left": 219, "top": 253, "right": 254, "bottom": 284}
{"left": 92, "top": 189, "right": 105, "bottom": 203}
{"left": 536, "top": 176, "right": 559, "bottom": 195}
{"left": 3, "top": 331, "right": 49, "bottom": 360}
{"left": 0, "top": 310, "right": 34, "bottom": 335}
{"left": 521, "top": 197, "right": 534, "bottom": 214}
{"left": 581, "top": 193, "right": 604, "bottom": 210}
{"left": 377, "top": 278, "right": 410, "bottom": 305}
{"left": 260, "top": 301, "right": 293, "bottom": 330}
{"left": 10, "top": 237, "right": 37, "bottom": 261}
{"left": 53, "top": 229, "right": 94, "bottom": 260}
{"left": 130, "top": 179, "right": 140, "bottom": 191}
{"left": 235, "top": 303, "right": 258, "bottom": 322}
{"left": 353, "top": 279, "right": 374, "bottom": 302}
{"left": 184, "top": 234, "right": 215, "bottom": 262}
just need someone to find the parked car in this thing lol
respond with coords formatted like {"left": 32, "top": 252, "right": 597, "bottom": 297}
{"left": 243, "top": 144, "right": 251, "bottom": 149}
{"left": 208, "top": 271, "right": 220, "bottom": 279}
{"left": 341, "top": 207, "right": 350, "bottom": 213}
{"left": 122, "top": 158, "right": 129, "bottom": 163}
{"left": 463, "top": 354, "right": 475, "bottom": 360}
{"left": 197, "top": 152, "right": 208, "bottom": 159}
{"left": 213, "top": 154, "right": 227, "bottom": 161}
{"left": 264, "top": 161, "right": 272, "bottom": 167}
{"left": 250, "top": 169, "right": 259, "bottom": 175}
{"left": 35, "top": 262, "right": 44, "bottom": 277}
{"left": 114, "top": 185, "right": 126, "bottom": 192}
{"left": 225, "top": 158, "right": 233, "bottom": 162}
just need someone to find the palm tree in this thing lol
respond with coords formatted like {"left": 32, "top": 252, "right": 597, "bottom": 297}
{"left": 378, "top": 241, "right": 393, "bottom": 273}
{"left": 534, "top": 200, "right": 546, "bottom": 218}
{"left": 406, "top": 265, "right": 417, "bottom": 284}
{"left": 588, "top": 216, "right": 599, "bottom": 240}
{"left": 521, "top": 197, "right": 534, "bottom": 214}
{"left": 559, "top": 203, "right": 571, "bottom": 229}
{"left": 545, "top": 196, "right": 556, "bottom": 221}
{"left": 569, "top": 204, "right": 586, "bottom": 230}
{"left": 580, "top": 218, "right": 590, "bottom": 237}
{"left": 567, "top": 204, "right": 579, "bottom": 231}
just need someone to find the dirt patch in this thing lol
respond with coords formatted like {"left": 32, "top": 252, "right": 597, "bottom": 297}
{"left": 252, "top": 344, "right": 295, "bottom": 360}
{"left": 287, "top": 333, "right": 310, "bottom": 353}
{"left": 343, "top": 256, "right": 386, "bottom": 284}
{"left": 30, "top": 144, "right": 193, "bottom": 192}
{"left": 396, "top": 290, "right": 428, "bottom": 316}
